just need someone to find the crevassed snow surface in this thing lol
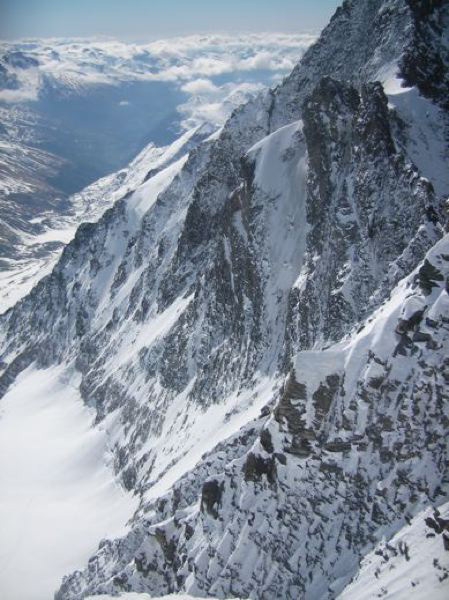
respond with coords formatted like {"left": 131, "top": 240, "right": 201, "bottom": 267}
{"left": 0, "top": 365, "right": 138, "bottom": 600}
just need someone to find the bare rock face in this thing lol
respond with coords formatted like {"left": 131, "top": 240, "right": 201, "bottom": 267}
{"left": 0, "top": 1, "right": 448, "bottom": 599}
{"left": 401, "top": 0, "right": 449, "bottom": 109}
{"left": 284, "top": 77, "right": 440, "bottom": 354}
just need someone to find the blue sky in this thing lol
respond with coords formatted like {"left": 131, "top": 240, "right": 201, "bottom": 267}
{"left": 0, "top": 0, "right": 339, "bottom": 40}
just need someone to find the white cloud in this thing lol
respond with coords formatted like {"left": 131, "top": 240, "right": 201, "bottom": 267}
{"left": 0, "top": 87, "right": 38, "bottom": 102}
{"left": 0, "top": 33, "right": 316, "bottom": 101}
{"left": 0, "top": 62, "right": 40, "bottom": 102}
{"left": 177, "top": 80, "right": 265, "bottom": 131}
{"left": 180, "top": 78, "right": 219, "bottom": 95}
{"left": 0, "top": 32, "right": 315, "bottom": 146}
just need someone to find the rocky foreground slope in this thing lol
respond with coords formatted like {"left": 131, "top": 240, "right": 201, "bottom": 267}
{"left": 0, "top": 0, "right": 448, "bottom": 598}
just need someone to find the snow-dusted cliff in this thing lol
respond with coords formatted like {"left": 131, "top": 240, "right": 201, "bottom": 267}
{"left": 0, "top": 0, "right": 448, "bottom": 598}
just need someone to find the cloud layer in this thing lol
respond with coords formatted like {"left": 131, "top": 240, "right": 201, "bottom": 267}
{"left": 0, "top": 33, "right": 315, "bottom": 130}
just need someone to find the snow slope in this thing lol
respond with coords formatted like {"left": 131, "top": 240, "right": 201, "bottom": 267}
{"left": 0, "top": 365, "right": 138, "bottom": 600}
{"left": 0, "top": 1, "right": 448, "bottom": 599}
{"left": 0, "top": 125, "right": 203, "bottom": 313}
{"left": 339, "top": 502, "right": 449, "bottom": 600}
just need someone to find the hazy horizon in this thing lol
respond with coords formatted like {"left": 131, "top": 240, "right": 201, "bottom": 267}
{"left": 0, "top": 0, "right": 338, "bottom": 40}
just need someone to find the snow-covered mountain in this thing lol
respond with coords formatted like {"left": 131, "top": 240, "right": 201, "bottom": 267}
{"left": 0, "top": 123, "right": 212, "bottom": 313}
{"left": 0, "top": 1, "right": 448, "bottom": 599}
{"left": 0, "top": 34, "right": 313, "bottom": 313}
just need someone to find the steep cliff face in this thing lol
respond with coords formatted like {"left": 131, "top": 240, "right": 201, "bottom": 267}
{"left": 52, "top": 231, "right": 449, "bottom": 599}
{"left": 401, "top": 0, "right": 449, "bottom": 109}
{"left": 284, "top": 78, "right": 440, "bottom": 353}
{"left": 0, "top": 0, "right": 448, "bottom": 598}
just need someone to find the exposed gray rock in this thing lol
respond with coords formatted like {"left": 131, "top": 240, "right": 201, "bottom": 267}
{"left": 0, "top": 1, "right": 448, "bottom": 599}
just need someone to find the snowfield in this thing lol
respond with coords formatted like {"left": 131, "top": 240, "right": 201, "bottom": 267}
{"left": 0, "top": 365, "right": 138, "bottom": 600}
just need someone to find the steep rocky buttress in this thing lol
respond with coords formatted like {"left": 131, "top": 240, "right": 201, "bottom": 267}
{"left": 0, "top": 0, "right": 448, "bottom": 598}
